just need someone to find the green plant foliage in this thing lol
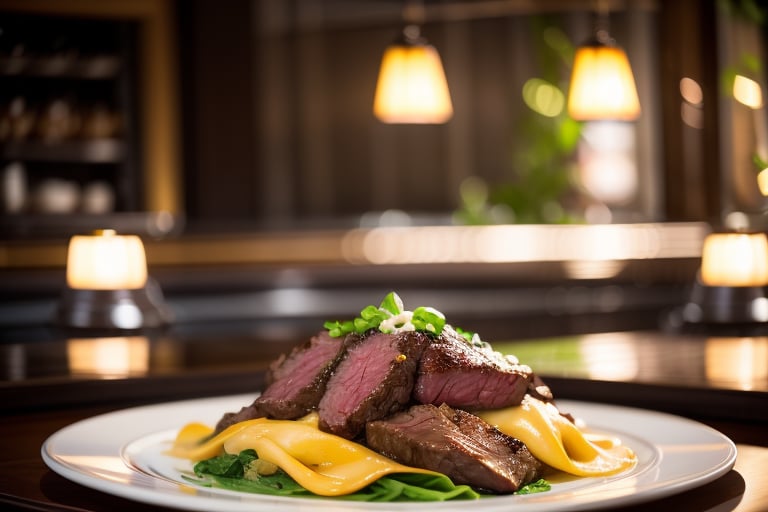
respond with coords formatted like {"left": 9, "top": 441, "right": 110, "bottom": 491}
{"left": 186, "top": 449, "right": 481, "bottom": 501}
{"left": 454, "top": 18, "right": 583, "bottom": 225}
{"left": 718, "top": 0, "right": 768, "bottom": 24}
{"left": 718, "top": 0, "right": 768, "bottom": 173}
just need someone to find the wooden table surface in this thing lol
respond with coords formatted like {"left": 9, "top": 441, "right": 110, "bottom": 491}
{"left": 1, "top": 326, "right": 766, "bottom": 511}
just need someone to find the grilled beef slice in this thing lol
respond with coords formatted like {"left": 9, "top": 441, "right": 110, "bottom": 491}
{"left": 366, "top": 403, "right": 542, "bottom": 493}
{"left": 318, "top": 331, "right": 430, "bottom": 439}
{"left": 214, "top": 330, "right": 346, "bottom": 432}
{"left": 414, "top": 326, "right": 532, "bottom": 410}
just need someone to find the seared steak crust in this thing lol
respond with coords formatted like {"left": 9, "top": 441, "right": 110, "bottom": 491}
{"left": 318, "top": 331, "right": 430, "bottom": 439}
{"left": 414, "top": 327, "right": 532, "bottom": 410}
{"left": 215, "top": 330, "right": 346, "bottom": 432}
{"left": 366, "top": 403, "right": 542, "bottom": 493}
{"left": 214, "top": 321, "right": 556, "bottom": 495}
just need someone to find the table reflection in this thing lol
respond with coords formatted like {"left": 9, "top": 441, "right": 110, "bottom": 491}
{"left": 705, "top": 337, "right": 768, "bottom": 391}
{"left": 496, "top": 331, "right": 768, "bottom": 394}
{"left": 67, "top": 336, "right": 150, "bottom": 378}
{"left": 2, "top": 328, "right": 766, "bottom": 423}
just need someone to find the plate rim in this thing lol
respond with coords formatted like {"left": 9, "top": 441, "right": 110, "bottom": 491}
{"left": 40, "top": 394, "right": 738, "bottom": 512}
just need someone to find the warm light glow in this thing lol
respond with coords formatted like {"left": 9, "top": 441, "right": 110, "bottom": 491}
{"left": 567, "top": 43, "right": 640, "bottom": 121}
{"left": 580, "top": 151, "right": 637, "bottom": 204}
{"left": 733, "top": 74, "right": 763, "bottom": 109}
{"left": 680, "top": 77, "right": 703, "bottom": 105}
{"left": 680, "top": 101, "right": 704, "bottom": 129}
{"left": 679, "top": 77, "right": 704, "bottom": 129}
{"left": 705, "top": 337, "right": 768, "bottom": 391}
{"left": 66, "top": 229, "right": 148, "bottom": 290}
{"left": 373, "top": 31, "right": 453, "bottom": 124}
{"left": 67, "top": 336, "right": 150, "bottom": 378}
{"left": 562, "top": 259, "right": 626, "bottom": 279}
{"left": 700, "top": 232, "right": 768, "bottom": 287}
{"left": 758, "top": 167, "right": 768, "bottom": 196}
{"left": 579, "top": 122, "right": 638, "bottom": 204}
{"left": 580, "top": 333, "right": 639, "bottom": 381}
{"left": 340, "top": 223, "right": 706, "bottom": 267}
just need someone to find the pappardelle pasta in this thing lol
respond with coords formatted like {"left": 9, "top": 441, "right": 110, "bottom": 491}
{"left": 168, "top": 292, "right": 637, "bottom": 501}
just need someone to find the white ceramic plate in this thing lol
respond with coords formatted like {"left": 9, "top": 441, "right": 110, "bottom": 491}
{"left": 41, "top": 394, "right": 736, "bottom": 512}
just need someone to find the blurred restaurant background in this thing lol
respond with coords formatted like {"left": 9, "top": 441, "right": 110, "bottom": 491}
{"left": 0, "top": 0, "right": 767, "bottom": 413}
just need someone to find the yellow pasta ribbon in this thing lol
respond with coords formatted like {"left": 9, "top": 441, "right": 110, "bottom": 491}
{"left": 477, "top": 395, "right": 636, "bottom": 476}
{"left": 169, "top": 412, "right": 436, "bottom": 496}
{"left": 170, "top": 419, "right": 266, "bottom": 461}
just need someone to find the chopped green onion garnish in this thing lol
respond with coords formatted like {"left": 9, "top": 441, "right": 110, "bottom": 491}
{"left": 412, "top": 306, "right": 446, "bottom": 334}
{"left": 325, "top": 292, "right": 446, "bottom": 337}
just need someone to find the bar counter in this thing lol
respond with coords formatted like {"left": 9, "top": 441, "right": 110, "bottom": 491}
{"left": 1, "top": 324, "right": 766, "bottom": 511}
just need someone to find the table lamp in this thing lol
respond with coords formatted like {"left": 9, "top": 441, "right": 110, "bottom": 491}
{"left": 57, "top": 229, "right": 172, "bottom": 330}
{"left": 677, "top": 231, "right": 768, "bottom": 328}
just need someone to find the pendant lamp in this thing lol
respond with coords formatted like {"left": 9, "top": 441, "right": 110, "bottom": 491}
{"left": 567, "top": 11, "right": 640, "bottom": 122}
{"left": 373, "top": 1, "right": 453, "bottom": 124}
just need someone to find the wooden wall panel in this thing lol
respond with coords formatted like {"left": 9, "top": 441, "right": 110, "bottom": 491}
{"left": 181, "top": 0, "right": 669, "bottom": 228}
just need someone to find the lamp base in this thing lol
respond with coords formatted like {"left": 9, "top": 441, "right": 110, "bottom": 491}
{"left": 663, "top": 280, "right": 768, "bottom": 335}
{"left": 57, "top": 278, "right": 173, "bottom": 330}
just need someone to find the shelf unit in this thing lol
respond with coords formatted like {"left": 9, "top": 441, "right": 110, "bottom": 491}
{"left": 0, "top": 12, "right": 138, "bottom": 216}
{"left": 0, "top": 0, "right": 181, "bottom": 239}
{"left": 1, "top": 139, "right": 125, "bottom": 164}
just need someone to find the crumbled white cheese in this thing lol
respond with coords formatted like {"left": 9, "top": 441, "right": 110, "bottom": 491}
{"left": 380, "top": 311, "right": 416, "bottom": 333}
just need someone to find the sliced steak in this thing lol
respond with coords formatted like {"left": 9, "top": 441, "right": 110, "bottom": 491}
{"left": 318, "top": 331, "right": 430, "bottom": 439}
{"left": 215, "top": 330, "right": 346, "bottom": 432}
{"left": 414, "top": 326, "right": 532, "bottom": 409}
{"left": 366, "top": 403, "right": 542, "bottom": 493}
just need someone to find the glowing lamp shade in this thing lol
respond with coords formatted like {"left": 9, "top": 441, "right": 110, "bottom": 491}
{"left": 58, "top": 229, "right": 171, "bottom": 330}
{"left": 669, "top": 231, "right": 768, "bottom": 328}
{"left": 700, "top": 232, "right": 768, "bottom": 287}
{"left": 66, "top": 229, "right": 148, "bottom": 290}
{"left": 567, "top": 42, "right": 640, "bottom": 121}
{"left": 373, "top": 29, "right": 453, "bottom": 124}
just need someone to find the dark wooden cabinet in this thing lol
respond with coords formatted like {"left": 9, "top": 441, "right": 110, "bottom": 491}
{"left": 0, "top": 13, "right": 139, "bottom": 216}
{"left": 0, "top": 0, "right": 181, "bottom": 239}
